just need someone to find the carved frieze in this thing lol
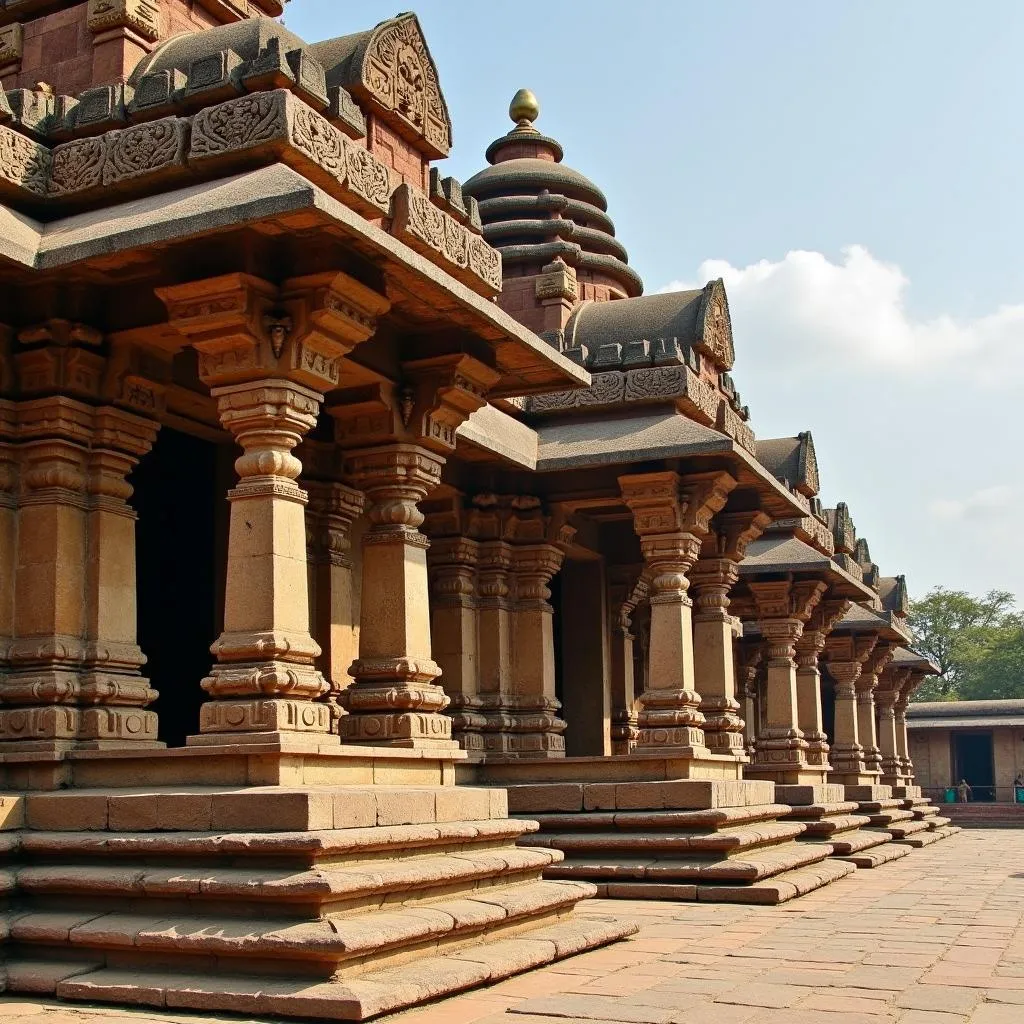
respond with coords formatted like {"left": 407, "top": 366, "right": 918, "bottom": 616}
{"left": 190, "top": 89, "right": 393, "bottom": 218}
{"left": 87, "top": 0, "right": 160, "bottom": 42}
{"left": 390, "top": 183, "right": 502, "bottom": 298}
{"left": 49, "top": 136, "right": 106, "bottom": 196}
{"left": 104, "top": 116, "right": 187, "bottom": 184}
{"left": 0, "top": 125, "right": 50, "bottom": 196}
{"left": 696, "top": 277, "right": 735, "bottom": 371}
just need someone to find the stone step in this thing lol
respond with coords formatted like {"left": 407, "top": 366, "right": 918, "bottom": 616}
{"left": 925, "top": 815, "right": 952, "bottom": 829}
{"left": 14, "top": 846, "right": 560, "bottom": 908}
{"left": 857, "top": 799, "right": 906, "bottom": 812}
{"left": 796, "top": 813, "right": 872, "bottom": 838}
{"left": 503, "top": 779, "right": 776, "bottom": 816}
{"left": 828, "top": 827, "right": 898, "bottom": 856}
{"left": 544, "top": 837, "right": 831, "bottom": 886}
{"left": 525, "top": 820, "right": 805, "bottom": 857}
{"left": 19, "top": 786, "right": 508, "bottom": 834}
{"left": 783, "top": 800, "right": 862, "bottom": 820}
{"left": 28, "top": 914, "right": 636, "bottom": 1021}
{"left": 834, "top": 842, "right": 912, "bottom": 868}
{"left": 520, "top": 802, "right": 795, "bottom": 833}
{"left": 7, "top": 878, "right": 595, "bottom": 970}
{"left": 592, "top": 858, "right": 856, "bottom": 905}
{"left": 884, "top": 818, "right": 933, "bottom": 839}
{"left": 17, "top": 817, "right": 536, "bottom": 860}
{"left": 864, "top": 809, "right": 916, "bottom": 827}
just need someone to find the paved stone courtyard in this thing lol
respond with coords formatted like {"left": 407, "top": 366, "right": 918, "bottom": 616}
{"left": 2, "top": 829, "right": 1021, "bottom": 1024}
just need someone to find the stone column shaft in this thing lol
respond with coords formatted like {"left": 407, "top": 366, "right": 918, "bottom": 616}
{"left": 610, "top": 600, "right": 639, "bottom": 756}
{"left": 196, "top": 380, "right": 331, "bottom": 740}
{"left": 340, "top": 443, "right": 455, "bottom": 749}
{"left": 876, "top": 689, "right": 901, "bottom": 784}
{"left": 691, "top": 558, "right": 744, "bottom": 755}
{"left": 825, "top": 659, "right": 868, "bottom": 779}
{"left": 428, "top": 535, "right": 484, "bottom": 753}
{"left": 305, "top": 479, "right": 365, "bottom": 732}
{"left": 795, "top": 636, "right": 830, "bottom": 770}
{"left": 2, "top": 396, "right": 159, "bottom": 750}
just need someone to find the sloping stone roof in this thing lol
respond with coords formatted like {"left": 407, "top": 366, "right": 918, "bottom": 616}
{"left": 756, "top": 432, "right": 818, "bottom": 497}
{"left": 739, "top": 535, "right": 875, "bottom": 599}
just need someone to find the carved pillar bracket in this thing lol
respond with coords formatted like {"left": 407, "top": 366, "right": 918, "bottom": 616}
{"left": 618, "top": 469, "right": 736, "bottom": 755}
{"left": 156, "top": 271, "right": 388, "bottom": 741}
{"left": 340, "top": 444, "right": 456, "bottom": 749}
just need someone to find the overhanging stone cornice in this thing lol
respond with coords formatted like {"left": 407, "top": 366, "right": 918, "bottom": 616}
{"left": 0, "top": 163, "right": 590, "bottom": 397}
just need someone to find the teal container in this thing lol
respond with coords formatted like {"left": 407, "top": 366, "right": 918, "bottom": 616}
{"left": 944, "top": 787, "right": 957, "bottom": 803}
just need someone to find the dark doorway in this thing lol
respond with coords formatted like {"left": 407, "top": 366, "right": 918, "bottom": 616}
{"left": 821, "top": 678, "right": 836, "bottom": 747}
{"left": 130, "top": 427, "right": 227, "bottom": 747}
{"left": 954, "top": 731, "right": 996, "bottom": 801}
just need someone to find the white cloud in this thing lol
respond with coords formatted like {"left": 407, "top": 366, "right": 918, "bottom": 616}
{"left": 657, "top": 246, "right": 1024, "bottom": 599}
{"left": 928, "top": 486, "right": 1017, "bottom": 523}
{"left": 661, "top": 245, "right": 1024, "bottom": 383}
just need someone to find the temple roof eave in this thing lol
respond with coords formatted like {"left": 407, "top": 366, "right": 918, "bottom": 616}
{"left": 0, "top": 163, "right": 590, "bottom": 397}
{"left": 738, "top": 535, "right": 877, "bottom": 601}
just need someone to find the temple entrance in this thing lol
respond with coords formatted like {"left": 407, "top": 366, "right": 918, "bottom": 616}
{"left": 954, "top": 731, "right": 996, "bottom": 802}
{"left": 557, "top": 558, "right": 611, "bottom": 756}
{"left": 131, "top": 426, "right": 230, "bottom": 747}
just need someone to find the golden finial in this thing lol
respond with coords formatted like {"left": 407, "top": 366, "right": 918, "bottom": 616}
{"left": 509, "top": 88, "right": 540, "bottom": 129}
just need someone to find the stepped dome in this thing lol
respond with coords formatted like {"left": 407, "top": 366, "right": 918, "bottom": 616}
{"left": 463, "top": 90, "right": 642, "bottom": 298}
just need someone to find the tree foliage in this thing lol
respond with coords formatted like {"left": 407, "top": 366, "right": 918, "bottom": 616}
{"left": 908, "top": 587, "right": 1024, "bottom": 701}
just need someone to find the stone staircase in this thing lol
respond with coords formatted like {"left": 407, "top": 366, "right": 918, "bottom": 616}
{"left": 774, "top": 785, "right": 910, "bottom": 869}
{"left": 502, "top": 779, "right": 854, "bottom": 905}
{"left": 0, "top": 784, "right": 634, "bottom": 1020}
{"left": 856, "top": 796, "right": 956, "bottom": 848}
{"left": 939, "top": 802, "right": 1023, "bottom": 829}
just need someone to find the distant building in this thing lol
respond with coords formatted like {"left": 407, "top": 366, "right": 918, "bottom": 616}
{"left": 908, "top": 700, "right": 1024, "bottom": 801}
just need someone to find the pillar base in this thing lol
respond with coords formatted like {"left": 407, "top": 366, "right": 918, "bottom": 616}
{"left": 745, "top": 763, "right": 829, "bottom": 786}
{"left": 0, "top": 705, "right": 162, "bottom": 752}
{"left": 194, "top": 698, "right": 333, "bottom": 743}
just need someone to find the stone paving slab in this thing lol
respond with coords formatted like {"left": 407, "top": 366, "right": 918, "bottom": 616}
{"left": 2, "top": 829, "right": 1023, "bottom": 1023}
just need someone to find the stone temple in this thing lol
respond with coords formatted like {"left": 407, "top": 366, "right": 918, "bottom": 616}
{"left": 0, "top": 3, "right": 958, "bottom": 1020}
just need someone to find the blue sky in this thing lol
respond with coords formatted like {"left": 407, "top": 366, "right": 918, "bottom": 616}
{"left": 286, "top": 1, "right": 1024, "bottom": 602}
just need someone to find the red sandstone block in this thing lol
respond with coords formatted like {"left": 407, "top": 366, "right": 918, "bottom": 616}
{"left": 332, "top": 789, "right": 376, "bottom": 829}
{"left": 436, "top": 786, "right": 490, "bottom": 822}
{"left": 210, "top": 790, "right": 334, "bottom": 832}
{"left": 375, "top": 788, "right": 436, "bottom": 827}
{"left": 25, "top": 793, "right": 108, "bottom": 831}
{"left": 39, "top": 25, "right": 79, "bottom": 64}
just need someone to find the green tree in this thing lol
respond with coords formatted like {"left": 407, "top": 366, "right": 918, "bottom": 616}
{"left": 958, "top": 623, "right": 1024, "bottom": 700}
{"left": 908, "top": 587, "right": 1019, "bottom": 701}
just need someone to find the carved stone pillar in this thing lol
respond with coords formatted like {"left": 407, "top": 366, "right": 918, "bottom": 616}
{"left": 158, "top": 270, "right": 388, "bottom": 742}
{"left": 690, "top": 559, "right": 743, "bottom": 754}
{"left": 340, "top": 444, "right": 455, "bottom": 748}
{"left": 793, "top": 599, "right": 849, "bottom": 771}
{"left": 876, "top": 686, "right": 901, "bottom": 786}
{"left": 427, "top": 534, "right": 483, "bottom": 753}
{"left": 475, "top": 538, "right": 514, "bottom": 752}
{"left": 735, "top": 637, "right": 763, "bottom": 760}
{"left": 508, "top": 541, "right": 567, "bottom": 757}
{"left": 746, "top": 579, "right": 826, "bottom": 783}
{"left": 857, "top": 644, "right": 893, "bottom": 778}
{"left": 0, "top": 396, "right": 16, "bottom": 716}
{"left": 619, "top": 470, "right": 736, "bottom": 756}
{"left": 304, "top": 477, "right": 365, "bottom": 732}
{"left": 3, "top": 395, "right": 159, "bottom": 749}
{"left": 690, "top": 511, "right": 768, "bottom": 757}
{"left": 822, "top": 634, "right": 871, "bottom": 783}
{"left": 895, "top": 692, "right": 913, "bottom": 780}
{"left": 609, "top": 574, "right": 646, "bottom": 756}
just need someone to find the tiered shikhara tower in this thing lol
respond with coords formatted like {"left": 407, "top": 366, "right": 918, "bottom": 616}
{"left": 0, "top": 7, "right": 955, "bottom": 1021}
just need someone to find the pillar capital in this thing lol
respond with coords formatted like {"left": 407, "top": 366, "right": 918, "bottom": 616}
{"left": 619, "top": 469, "right": 737, "bottom": 539}
{"left": 707, "top": 509, "right": 772, "bottom": 563}
{"left": 157, "top": 270, "right": 388, "bottom": 392}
